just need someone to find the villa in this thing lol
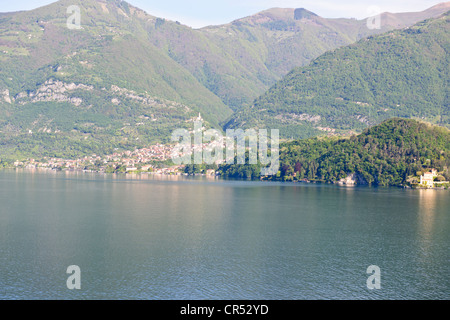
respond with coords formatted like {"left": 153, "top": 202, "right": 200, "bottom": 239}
{"left": 420, "top": 169, "right": 448, "bottom": 188}
{"left": 420, "top": 169, "right": 437, "bottom": 187}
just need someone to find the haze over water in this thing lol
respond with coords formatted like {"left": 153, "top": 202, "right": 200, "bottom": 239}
{"left": 0, "top": 170, "right": 448, "bottom": 300}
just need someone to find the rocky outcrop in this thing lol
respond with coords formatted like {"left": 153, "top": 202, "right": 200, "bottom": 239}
{"left": 11, "top": 80, "right": 193, "bottom": 117}
{"left": 110, "top": 85, "right": 191, "bottom": 112}
{"left": 337, "top": 173, "right": 367, "bottom": 185}
{"left": 14, "top": 80, "right": 93, "bottom": 107}
{"left": 274, "top": 113, "right": 321, "bottom": 124}
{"left": 1, "top": 89, "right": 12, "bottom": 104}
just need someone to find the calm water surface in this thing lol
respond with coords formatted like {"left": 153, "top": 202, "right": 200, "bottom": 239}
{"left": 0, "top": 170, "right": 448, "bottom": 300}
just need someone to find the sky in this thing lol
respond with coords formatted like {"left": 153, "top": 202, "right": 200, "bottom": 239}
{"left": 0, "top": 0, "right": 446, "bottom": 28}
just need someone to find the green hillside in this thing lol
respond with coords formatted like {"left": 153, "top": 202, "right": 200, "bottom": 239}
{"left": 0, "top": 0, "right": 231, "bottom": 123}
{"left": 172, "top": 5, "right": 450, "bottom": 109}
{"left": 0, "top": 0, "right": 228, "bottom": 160}
{"left": 225, "top": 12, "right": 450, "bottom": 139}
{"left": 0, "top": 0, "right": 449, "bottom": 161}
{"left": 219, "top": 118, "right": 450, "bottom": 187}
{"left": 2, "top": 0, "right": 447, "bottom": 112}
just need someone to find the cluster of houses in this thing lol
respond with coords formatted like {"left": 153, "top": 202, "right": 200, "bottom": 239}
{"left": 12, "top": 141, "right": 222, "bottom": 176}
{"left": 103, "top": 144, "right": 174, "bottom": 170}
{"left": 13, "top": 143, "right": 176, "bottom": 173}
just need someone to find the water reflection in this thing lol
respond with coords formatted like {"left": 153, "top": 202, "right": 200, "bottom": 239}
{"left": 417, "top": 189, "right": 438, "bottom": 240}
{"left": 0, "top": 170, "right": 449, "bottom": 299}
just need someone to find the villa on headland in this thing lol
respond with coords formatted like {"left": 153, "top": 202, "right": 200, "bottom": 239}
{"left": 420, "top": 169, "right": 448, "bottom": 188}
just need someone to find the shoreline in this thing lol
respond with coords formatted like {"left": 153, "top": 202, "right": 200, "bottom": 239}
{"left": 2, "top": 167, "right": 448, "bottom": 190}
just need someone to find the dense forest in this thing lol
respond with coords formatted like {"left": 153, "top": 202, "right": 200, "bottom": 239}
{"left": 218, "top": 118, "right": 450, "bottom": 187}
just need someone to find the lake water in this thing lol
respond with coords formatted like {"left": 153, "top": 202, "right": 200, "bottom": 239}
{"left": 0, "top": 170, "right": 448, "bottom": 300}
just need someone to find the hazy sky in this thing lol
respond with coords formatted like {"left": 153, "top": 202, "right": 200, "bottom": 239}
{"left": 1, "top": 0, "right": 446, "bottom": 28}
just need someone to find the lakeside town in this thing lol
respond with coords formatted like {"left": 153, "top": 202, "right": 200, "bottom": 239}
{"left": 10, "top": 142, "right": 449, "bottom": 190}
{"left": 11, "top": 137, "right": 228, "bottom": 177}
{"left": 12, "top": 143, "right": 188, "bottom": 175}
{"left": 11, "top": 114, "right": 226, "bottom": 176}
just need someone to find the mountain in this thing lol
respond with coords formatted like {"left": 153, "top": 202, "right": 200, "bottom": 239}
{"left": 0, "top": 0, "right": 449, "bottom": 161}
{"left": 195, "top": 3, "right": 450, "bottom": 109}
{"left": 0, "top": 0, "right": 230, "bottom": 160}
{"left": 0, "top": 0, "right": 231, "bottom": 123}
{"left": 2, "top": 1, "right": 448, "bottom": 110}
{"left": 377, "top": 2, "right": 450, "bottom": 29}
{"left": 225, "top": 11, "right": 450, "bottom": 139}
{"left": 218, "top": 118, "right": 450, "bottom": 186}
